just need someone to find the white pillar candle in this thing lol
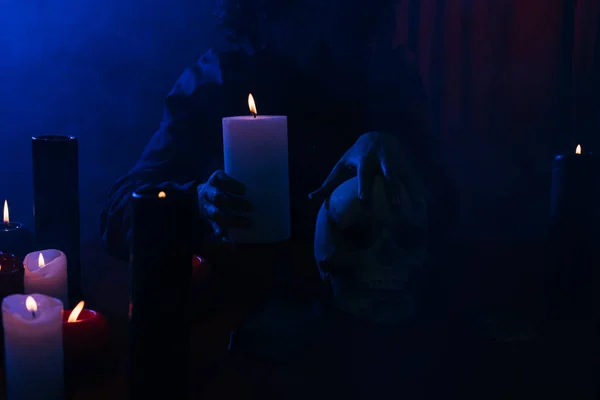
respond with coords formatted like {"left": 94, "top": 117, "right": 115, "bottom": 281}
{"left": 23, "top": 250, "right": 68, "bottom": 305}
{"left": 2, "top": 294, "right": 64, "bottom": 400}
{"left": 222, "top": 93, "right": 291, "bottom": 243}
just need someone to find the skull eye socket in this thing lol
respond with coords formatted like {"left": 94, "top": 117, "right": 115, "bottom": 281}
{"left": 341, "top": 221, "right": 380, "bottom": 250}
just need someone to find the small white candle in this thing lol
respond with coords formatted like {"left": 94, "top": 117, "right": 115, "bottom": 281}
{"left": 222, "top": 93, "right": 291, "bottom": 243}
{"left": 23, "top": 249, "right": 68, "bottom": 305}
{"left": 2, "top": 294, "right": 64, "bottom": 400}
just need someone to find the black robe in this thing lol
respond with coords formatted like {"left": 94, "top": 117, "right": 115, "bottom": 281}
{"left": 100, "top": 44, "right": 456, "bottom": 265}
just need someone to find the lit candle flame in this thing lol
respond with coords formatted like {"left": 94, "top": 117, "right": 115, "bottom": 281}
{"left": 248, "top": 93, "right": 257, "bottom": 116}
{"left": 26, "top": 296, "right": 37, "bottom": 317}
{"left": 3, "top": 200, "right": 9, "bottom": 224}
{"left": 38, "top": 253, "right": 45, "bottom": 268}
{"left": 576, "top": 144, "right": 582, "bottom": 155}
{"left": 67, "top": 300, "right": 85, "bottom": 323}
{"left": 158, "top": 191, "right": 166, "bottom": 198}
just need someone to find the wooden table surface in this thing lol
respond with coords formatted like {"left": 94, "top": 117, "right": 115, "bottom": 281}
{"left": 3, "top": 240, "right": 594, "bottom": 399}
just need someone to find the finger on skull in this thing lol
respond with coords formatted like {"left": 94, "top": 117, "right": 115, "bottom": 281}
{"left": 357, "top": 155, "right": 376, "bottom": 203}
{"left": 314, "top": 204, "right": 346, "bottom": 273}
{"left": 309, "top": 158, "right": 352, "bottom": 202}
{"left": 380, "top": 157, "right": 404, "bottom": 206}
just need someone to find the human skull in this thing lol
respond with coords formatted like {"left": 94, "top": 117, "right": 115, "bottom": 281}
{"left": 314, "top": 176, "right": 428, "bottom": 324}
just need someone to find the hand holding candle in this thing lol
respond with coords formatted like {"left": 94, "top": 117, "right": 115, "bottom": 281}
{"left": 2, "top": 294, "right": 64, "bottom": 400}
{"left": 222, "top": 93, "right": 290, "bottom": 243}
{"left": 24, "top": 249, "right": 68, "bottom": 305}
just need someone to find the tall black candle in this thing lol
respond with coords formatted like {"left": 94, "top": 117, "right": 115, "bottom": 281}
{"left": 32, "top": 135, "right": 82, "bottom": 307}
{"left": 129, "top": 188, "right": 195, "bottom": 400}
{"left": 0, "top": 200, "right": 34, "bottom": 260}
{"left": 548, "top": 145, "right": 600, "bottom": 322}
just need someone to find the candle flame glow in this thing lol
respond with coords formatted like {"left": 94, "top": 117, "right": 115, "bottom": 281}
{"left": 248, "top": 93, "right": 257, "bottom": 116}
{"left": 25, "top": 296, "right": 37, "bottom": 313}
{"left": 576, "top": 144, "right": 582, "bottom": 155}
{"left": 38, "top": 253, "right": 45, "bottom": 268}
{"left": 158, "top": 191, "right": 166, "bottom": 198}
{"left": 3, "top": 200, "right": 8, "bottom": 224}
{"left": 67, "top": 300, "right": 85, "bottom": 323}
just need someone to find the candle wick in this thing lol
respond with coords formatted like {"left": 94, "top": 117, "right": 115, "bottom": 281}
{"left": 252, "top": 113, "right": 257, "bottom": 119}
{"left": 31, "top": 311, "right": 36, "bottom": 319}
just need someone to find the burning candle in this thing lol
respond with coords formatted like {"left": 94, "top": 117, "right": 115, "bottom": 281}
{"left": 550, "top": 144, "right": 600, "bottom": 222}
{"left": 0, "top": 200, "right": 34, "bottom": 260}
{"left": 62, "top": 300, "right": 108, "bottom": 380}
{"left": 130, "top": 187, "right": 195, "bottom": 399}
{"left": 2, "top": 294, "right": 64, "bottom": 400}
{"left": 222, "top": 93, "right": 290, "bottom": 243}
{"left": 548, "top": 144, "right": 600, "bottom": 320}
{"left": 0, "top": 252, "right": 24, "bottom": 300}
{"left": 23, "top": 250, "right": 68, "bottom": 305}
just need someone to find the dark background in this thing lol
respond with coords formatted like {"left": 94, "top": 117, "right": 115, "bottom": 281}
{"left": 0, "top": 0, "right": 599, "bottom": 243}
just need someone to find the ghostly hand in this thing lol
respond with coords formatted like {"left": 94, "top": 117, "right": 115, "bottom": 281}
{"left": 309, "top": 131, "right": 417, "bottom": 207}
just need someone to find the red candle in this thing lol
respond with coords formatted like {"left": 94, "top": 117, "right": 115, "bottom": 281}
{"left": 192, "top": 254, "right": 211, "bottom": 282}
{"left": 62, "top": 300, "right": 109, "bottom": 378}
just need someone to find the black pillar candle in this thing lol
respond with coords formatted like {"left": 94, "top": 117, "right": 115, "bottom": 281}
{"left": 0, "top": 252, "right": 24, "bottom": 300}
{"left": 129, "top": 188, "right": 195, "bottom": 400}
{"left": 548, "top": 146, "right": 600, "bottom": 322}
{"left": 0, "top": 253, "right": 24, "bottom": 358}
{"left": 0, "top": 201, "right": 34, "bottom": 260}
{"left": 32, "top": 135, "right": 82, "bottom": 307}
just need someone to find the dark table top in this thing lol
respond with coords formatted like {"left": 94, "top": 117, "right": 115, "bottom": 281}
{"left": 12, "top": 240, "right": 594, "bottom": 400}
